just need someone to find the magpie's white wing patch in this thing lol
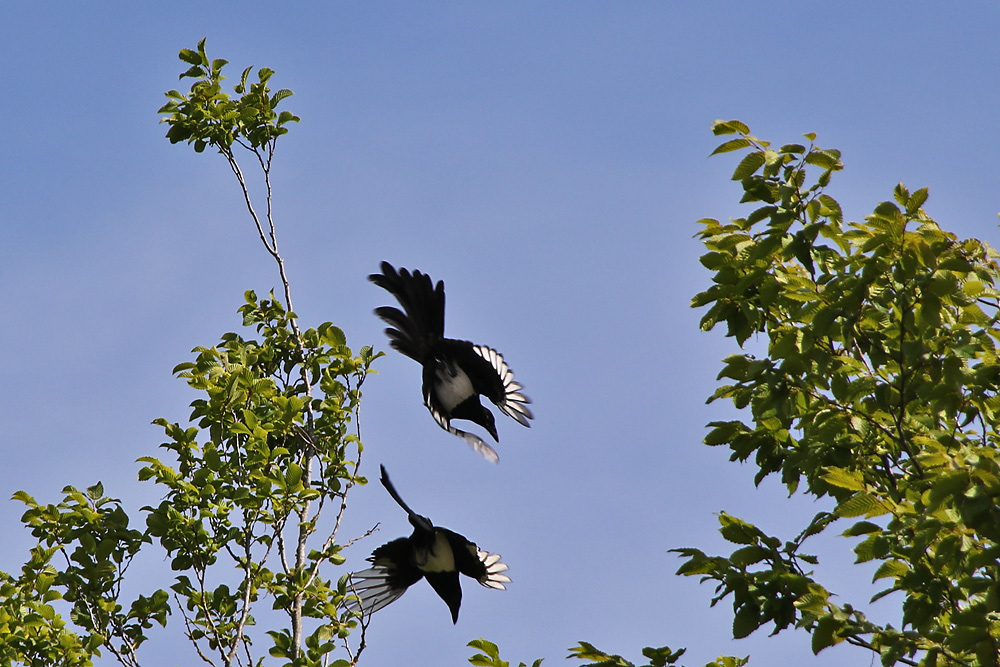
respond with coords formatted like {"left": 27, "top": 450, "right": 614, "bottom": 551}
{"left": 473, "top": 345, "right": 533, "bottom": 426}
{"left": 476, "top": 548, "right": 511, "bottom": 590}
{"left": 345, "top": 567, "right": 409, "bottom": 617}
{"left": 425, "top": 388, "right": 500, "bottom": 463}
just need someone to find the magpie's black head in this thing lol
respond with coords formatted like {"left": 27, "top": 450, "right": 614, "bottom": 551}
{"left": 477, "top": 407, "right": 499, "bottom": 442}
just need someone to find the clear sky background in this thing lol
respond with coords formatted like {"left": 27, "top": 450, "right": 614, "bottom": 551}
{"left": 2, "top": 3, "right": 999, "bottom": 666}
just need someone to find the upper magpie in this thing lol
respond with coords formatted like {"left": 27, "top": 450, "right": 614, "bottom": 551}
{"left": 346, "top": 465, "right": 510, "bottom": 623}
{"left": 369, "top": 261, "right": 532, "bottom": 462}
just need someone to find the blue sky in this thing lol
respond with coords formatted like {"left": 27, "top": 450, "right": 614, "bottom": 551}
{"left": 2, "top": 3, "right": 999, "bottom": 666}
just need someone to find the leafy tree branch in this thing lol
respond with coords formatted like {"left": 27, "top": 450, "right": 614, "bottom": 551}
{"left": 156, "top": 40, "right": 381, "bottom": 665}
{"left": 683, "top": 120, "right": 1000, "bottom": 667}
{"left": 1, "top": 40, "right": 380, "bottom": 667}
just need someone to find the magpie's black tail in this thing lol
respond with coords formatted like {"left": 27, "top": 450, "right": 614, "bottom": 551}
{"left": 380, "top": 465, "right": 435, "bottom": 532}
{"left": 379, "top": 465, "right": 417, "bottom": 517}
{"left": 369, "top": 261, "right": 444, "bottom": 363}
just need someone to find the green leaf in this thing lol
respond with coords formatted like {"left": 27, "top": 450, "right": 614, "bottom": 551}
{"left": 811, "top": 615, "right": 842, "bottom": 653}
{"left": 732, "top": 603, "right": 760, "bottom": 639}
{"left": 804, "top": 149, "right": 842, "bottom": 170}
{"left": 729, "top": 545, "right": 768, "bottom": 567}
{"left": 468, "top": 638, "right": 501, "bottom": 660}
{"left": 731, "top": 152, "right": 766, "bottom": 180}
{"left": 708, "top": 658, "right": 749, "bottom": 667}
{"left": 907, "top": 186, "right": 929, "bottom": 214}
{"left": 929, "top": 470, "right": 971, "bottom": 503}
{"left": 836, "top": 492, "right": 888, "bottom": 518}
{"left": 718, "top": 514, "right": 762, "bottom": 545}
{"left": 872, "top": 559, "right": 909, "bottom": 582}
{"left": 11, "top": 490, "right": 36, "bottom": 505}
{"left": 178, "top": 48, "right": 203, "bottom": 66}
{"left": 853, "top": 533, "right": 890, "bottom": 563}
{"left": 821, "top": 467, "right": 865, "bottom": 492}
{"left": 841, "top": 521, "right": 882, "bottom": 537}
{"left": 710, "top": 138, "right": 752, "bottom": 156}
{"left": 713, "top": 119, "right": 750, "bottom": 136}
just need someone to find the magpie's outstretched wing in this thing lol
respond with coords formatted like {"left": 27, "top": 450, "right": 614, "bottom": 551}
{"left": 369, "top": 262, "right": 444, "bottom": 362}
{"left": 442, "top": 529, "right": 511, "bottom": 589}
{"left": 345, "top": 537, "right": 422, "bottom": 618}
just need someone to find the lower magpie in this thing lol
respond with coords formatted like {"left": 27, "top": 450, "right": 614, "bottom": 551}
{"left": 346, "top": 465, "right": 510, "bottom": 623}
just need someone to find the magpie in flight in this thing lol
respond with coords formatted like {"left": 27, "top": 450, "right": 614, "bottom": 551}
{"left": 369, "top": 261, "right": 533, "bottom": 462}
{"left": 346, "top": 465, "right": 510, "bottom": 623}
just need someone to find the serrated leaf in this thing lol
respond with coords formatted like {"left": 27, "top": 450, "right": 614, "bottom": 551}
{"left": 178, "top": 48, "right": 203, "bottom": 66}
{"left": 711, "top": 138, "right": 752, "bottom": 156}
{"left": 779, "top": 143, "right": 806, "bottom": 155}
{"left": 963, "top": 280, "right": 985, "bottom": 297}
{"left": 732, "top": 152, "right": 766, "bottom": 180}
{"left": 86, "top": 482, "right": 105, "bottom": 500}
{"left": 713, "top": 119, "right": 750, "bottom": 136}
{"left": 732, "top": 603, "right": 760, "bottom": 639}
{"left": 729, "top": 545, "right": 768, "bottom": 567}
{"left": 836, "top": 492, "right": 888, "bottom": 518}
{"left": 468, "top": 638, "right": 500, "bottom": 660}
{"left": 907, "top": 186, "right": 929, "bottom": 214}
{"left": 842, "top": 521, "right": 882, "bottom": 537}
{"left": 811, "top": 615, "right": 842, "bottom": 653}
{"left": 929, "top": 470, "right": 971, "bottom": 503}
{"left": 285, "top": 463, "right": 303, "bottom": 489}
{"left": 805, "top": 149, "right": 842, "bottom": 170}
{"left": 872, "top": 559, "right": 909, "bottom": 582}
{"left": 718, "top": 514, "right": 762, "bottom": 545}
{"left": 11, "top": 490, "right": 36, "bottom": 504}
{"left": 821, "top": 467, "right": 865, "bottom": 492}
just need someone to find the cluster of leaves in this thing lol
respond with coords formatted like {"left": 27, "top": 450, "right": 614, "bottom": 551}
{"left": 138, "top": 291, "right": 379, "bottom": 666}
{"left": 0, "top": 484, "right": 163, "bottom": 667}
{"left": 0, "top": 292, "right": 378, "bottom": 667}
{"left": 565, "top": 643, "right": 729, "bottom": 667}
{"left": 468, "top": 638, "right": 543, "bottom": 667}
{"left": 159, "top": 37, "right": 298, "bottom": 153}
{"left": 1, "top": 43, "right": 382, "bottom": 667}
{"left": 466, "top": 639, "right": 745, "bottom": 667}
{"left": 678, "top": 120, "right": 1000, "bottom": 666}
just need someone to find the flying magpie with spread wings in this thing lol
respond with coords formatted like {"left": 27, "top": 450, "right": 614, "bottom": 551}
{"left": 369, "top": 261, "right": 532, "bottom": 462}
{"left": 346, "top": 465, "right": 510, "bottom": 623}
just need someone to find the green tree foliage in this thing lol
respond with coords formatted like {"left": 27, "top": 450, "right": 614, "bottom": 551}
{"left": 1, "top": 484, "right": 158, "bottom": 667}
{"left": 0, "top": 41, "right": 378, "bottom": 667}
{"left": 465, "top": 639, "right": 743, "bottom": 667}
{"left": 159, "top": 37, "right": 299, "bottom": 153}
{"left": 139, "top": 292, "right": 377, "bottom": 666}
{"left": 467, "top": 638, "right": 544, "bottom": 667}
{"left": 676, "top": 120, "right": 1000, "bottom": 666}
{"left": 473, "top": 123, "right": 1000, "bottom": 667}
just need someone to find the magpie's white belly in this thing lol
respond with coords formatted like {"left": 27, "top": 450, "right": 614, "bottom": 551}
{"left": 435, "top": 363, "right": 474, "bottom": 411}
{"left": 417, "top": 532, "right": 456, "bottom": 573}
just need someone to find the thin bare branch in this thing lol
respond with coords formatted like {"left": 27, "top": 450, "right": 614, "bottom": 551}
{"left": 174, "top": 592, "right": 217, "bottom": 667}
